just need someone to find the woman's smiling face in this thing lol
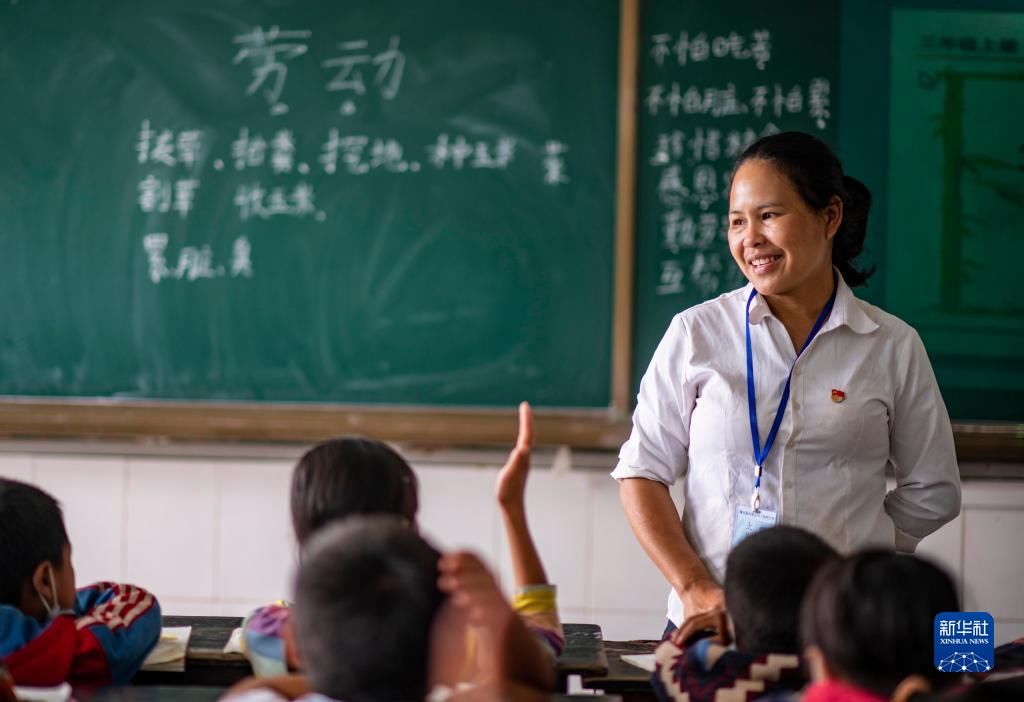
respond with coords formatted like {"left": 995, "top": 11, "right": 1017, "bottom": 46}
{"left": 727, "top": 158, "right": 840, "bottom": 299}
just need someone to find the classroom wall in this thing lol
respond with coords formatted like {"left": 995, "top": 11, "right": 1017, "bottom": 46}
{"left": 0, "top": 443, "right": 1022, "bottom": 644}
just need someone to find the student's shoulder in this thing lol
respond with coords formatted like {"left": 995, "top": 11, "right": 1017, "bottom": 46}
{"left": 0, "top": 603, "right": 47, "bottom": 655}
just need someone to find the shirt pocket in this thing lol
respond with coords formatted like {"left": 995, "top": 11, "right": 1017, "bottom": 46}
{"left": 810, "top": 386, "right": 889, "bottom": 465}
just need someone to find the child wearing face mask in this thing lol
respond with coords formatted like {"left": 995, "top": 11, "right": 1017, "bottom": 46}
{"left": 0, "top": 478, "right": 161, "bottom": 687}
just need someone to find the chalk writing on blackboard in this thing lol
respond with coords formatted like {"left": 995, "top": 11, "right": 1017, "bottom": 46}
{"left": 232, "top": 27, "right": 407, "bottom": 117}
{"left": 143, "top": 233, "right": 253, "bottom": 284}
{"left": 233, "top": 182, "right": 318, "bottom": 221}
{"left": 650, "top": 30, "right": 772, "bottom": 70}
{"left": 426, "top": 134, "right": 517, "bottom": 171}
{"left": 323, "top": 36, "right": 406, "bottom": 115}
{"left": 543, "top": 141, "right": 570, "bottom": 185}
{"left": 644, "top": 23, "right": 832, "bottom": 300}
{"left": 233, "top": 26, "right": 312, "bottom": 116}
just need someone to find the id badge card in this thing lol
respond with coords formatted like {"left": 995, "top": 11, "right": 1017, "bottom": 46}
{"left": 732, "top": 505, "right": 778, "bottom": 547}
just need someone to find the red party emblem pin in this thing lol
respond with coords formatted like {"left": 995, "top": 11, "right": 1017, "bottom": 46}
{"left": 831, "top": 389, "right": 846, "bottom": 403}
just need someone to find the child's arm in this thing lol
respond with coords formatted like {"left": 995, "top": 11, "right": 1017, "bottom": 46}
{"left": 70, "top": 582, "right": 161, "bottom": 684}
{"left": 496, "top": 402, "right": 564, "bottom": 657}
{"left": 496, "top": 402, "right": 547, "bottom": 587}
{"left": 437, "top": 552, "right": 556, "bottom": 692}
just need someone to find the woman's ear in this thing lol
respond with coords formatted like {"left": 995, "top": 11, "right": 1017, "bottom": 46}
{"left": 890, "top": 674, "right": 932, "bottom": 702}
{"left": 824, "top": 195, "right": 843, "bottom": 240}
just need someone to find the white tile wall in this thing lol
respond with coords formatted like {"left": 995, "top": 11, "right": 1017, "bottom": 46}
{"left": 157, "top": 599, "right": 228, "bottom": 617}
{"left": 589, "top": 611, "right": 667, "bottom": 642}
{"left": 962, "top": 509, "right": 1024, "bottom": 618}
{"left": 416, "top": 465, "right": 501, "bottom": 570}
{"left": 123, "top": 458, "right": 220, "bottom": 601}
{"left": 32, "top": 455, "right": 127, "bottom": 587}
{"left": 0, "top": 453, "right": 34, "bottom": 482}
{"left": 915, "top": 512, "right": 964, "bottom": 596}
{"left": 587, "top": 473, "right": 670, "bottom": 614}
{"left": 0, "top": 448, "right": 1021, "bottom": 650}
{"left": 496, "top": 468, "right": 592, "bottom": 611}
{"left": 217, "top": 460, "right": 296, "bottom": 603}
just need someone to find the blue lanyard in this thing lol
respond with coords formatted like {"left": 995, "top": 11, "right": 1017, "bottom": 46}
{"left": 745, "top": 284, "right": 837, "bottom": 510}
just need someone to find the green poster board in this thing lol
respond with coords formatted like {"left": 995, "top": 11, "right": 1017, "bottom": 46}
{"left": 632, "top": 0, "right": 841, "bottom": 389}
{"left": 0, "top": 0, "right": 619, "bottom": 407}
{"left": 889, "top": 9, "right": 1024, "bottom": 420}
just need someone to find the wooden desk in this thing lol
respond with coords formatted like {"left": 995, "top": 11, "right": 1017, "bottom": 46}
{"left": 133, "top": 616, "right": 247, "bottom": 686}
{"left": 134, "top": 617, "right": 609, "bottom": 690}
{"left": 581, "top": 640, "right": 659, "bottom": 702}
{"left": 558, "top": 623, "right": 609, "bottom": 687}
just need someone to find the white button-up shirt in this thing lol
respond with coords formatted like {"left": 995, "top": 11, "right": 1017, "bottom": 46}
{"left": 613, "top": 276, "right": 961, "bottom": 625}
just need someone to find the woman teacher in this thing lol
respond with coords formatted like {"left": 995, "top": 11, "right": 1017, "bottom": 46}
{"left": 613, "top": 132, "right": 961, "bottom": 631}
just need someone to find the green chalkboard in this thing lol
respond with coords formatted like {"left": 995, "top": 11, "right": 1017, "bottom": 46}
{"left": 840, "top": 0, "right": 1024, "bottom": 422}
{"left": 0, "top": 0, "right": 618, "bottom": 407}
{"left": 632, "top": 0, "right": 841, "bottom": 389}
{"left": 887, "top": 6, "right": 1024, "bottom": 420}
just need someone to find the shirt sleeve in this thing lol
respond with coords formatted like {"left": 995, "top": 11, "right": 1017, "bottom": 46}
{"left": 241, "top": 602, "right": 294, "bottom": 677}
{"left": 884, "top": 329, "right": 962, "bottom": 552}
{"left": 71, "top": 582, "right": 161, "bottom": 684}
{"left": 612, "top": 315, "right": 694, "bottom": 486}
{"left": 511, "top": 584, "right": 564, "bottom": 658}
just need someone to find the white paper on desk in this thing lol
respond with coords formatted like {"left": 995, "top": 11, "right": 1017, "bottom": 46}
{"left": 621, "top": 653, "right": 657, "bottom": 672}
{"left": 13, "top": 683, "right": 71, "bottom": 702}
{"left": 141, "top": 625, "right": 192, "bottom": 672}
{"left": 223, "top": 626, "right": 244, "bottom": 654}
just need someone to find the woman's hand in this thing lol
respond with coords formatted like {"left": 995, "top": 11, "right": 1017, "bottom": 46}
{"left": 679, "top": 576, "right": 725, "bottom": 620}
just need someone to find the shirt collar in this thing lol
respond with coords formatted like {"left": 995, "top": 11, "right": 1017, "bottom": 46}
{"left": 745, "top": 269, "right": 879, "bottom": 335}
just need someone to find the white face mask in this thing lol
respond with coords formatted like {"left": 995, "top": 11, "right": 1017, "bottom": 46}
{"left": 35, "top": 564, "right": 71, "bottom": 621}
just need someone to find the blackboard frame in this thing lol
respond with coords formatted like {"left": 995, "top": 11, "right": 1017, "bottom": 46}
{"left": 0, "top": 0, "right": 1020, "bottom": 461}
{"left": 0, "top": 399, "right": 1020, "bottom": 461}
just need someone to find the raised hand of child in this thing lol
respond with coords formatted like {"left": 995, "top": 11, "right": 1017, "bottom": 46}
{"left": 496, "top": 401, "right": 532, "bottom": 512}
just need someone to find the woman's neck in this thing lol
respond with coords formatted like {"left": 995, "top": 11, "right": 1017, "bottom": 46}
{"left": 762, "top": 268, "right": 836, "bottom": 351}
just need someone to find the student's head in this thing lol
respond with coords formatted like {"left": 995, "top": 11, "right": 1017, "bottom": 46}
{"left": 290, "top": 437, "right": 419, "bottom": 545}
{"left": 292, "top": 516, "right": 445, "bottom": 702}
{"left": 801, "top": 550, "right": 960, "bottom": 697}
{"left": 728, "top": 131, "right": 874, "bottom": 297}
{"left": 0, "top": 478, "right": 76, "bottom": 619}
{"left": 725, "top": 525, "right": 837, "bottom": 654}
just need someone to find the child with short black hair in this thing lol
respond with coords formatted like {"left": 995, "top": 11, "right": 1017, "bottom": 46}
{"left": 0, "top": 478, "right": 161, "bottom": 686}
{"left": 296, "top": 517, "right": 445, "bottom": 702}
{"left": 652, "top": 525, "right": 837, "bottom": 702}
{"left": 798, "top": 550, "right": 961, "bottom": 702}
